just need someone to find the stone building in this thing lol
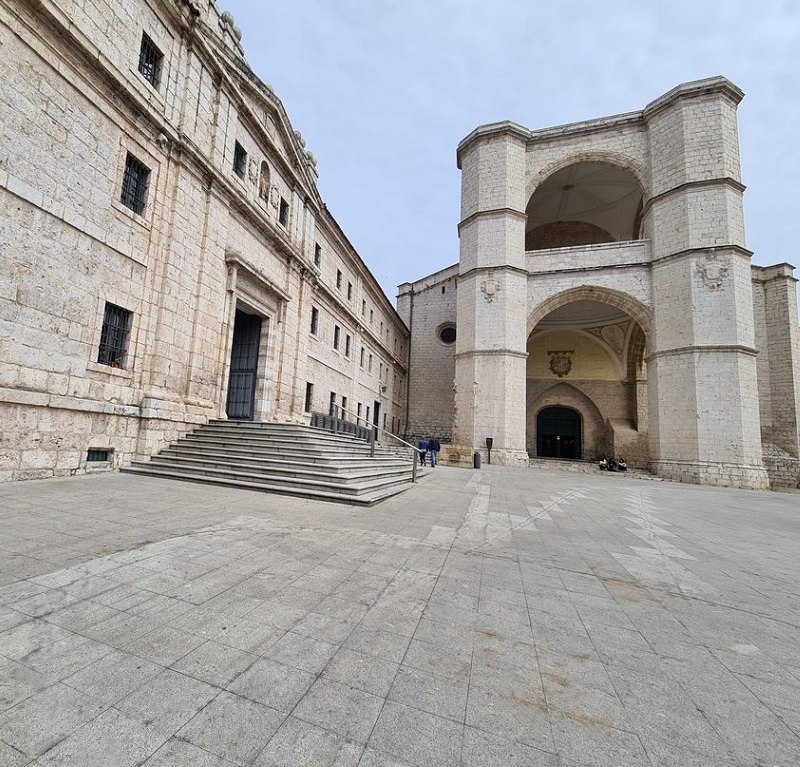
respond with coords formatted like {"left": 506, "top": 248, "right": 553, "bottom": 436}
{"left": 399, "top": 77, "right": 800, "bottom": 488}
{"left": 0, "top": 0, "right": 408, "bottom": 481}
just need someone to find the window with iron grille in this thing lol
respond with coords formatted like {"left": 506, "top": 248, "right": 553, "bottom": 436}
{"left": 97, "top": 302, "right": 132, "bottom": 367}
{"left": 279, "top": 197, "right": 289, "bottom": 226}
{"left": 120, "top": 152, "right": 150, "bottom": 215}
{"left": 304, "top": 382, "right": 314, "bottom": 413}
{"left": 87, "top": 449, "right": 111, "bottom": 462}
{"left": 138, "top": 32, "right": 163, "bottom": 89}
{"left": 310, "top": 307, "right": 319, "bottom": 335}
{"left": 233, "top": 141, "right": 247, "bottom": 179}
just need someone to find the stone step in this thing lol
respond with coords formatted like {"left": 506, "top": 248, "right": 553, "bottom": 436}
{"left": 529, "top": 457, "right": 657, "bottom": 478}
{"left": 162, "top": 444, "right": 404, "bottom": 467}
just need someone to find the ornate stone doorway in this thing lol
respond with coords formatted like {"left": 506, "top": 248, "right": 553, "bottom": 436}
{"left": 537, "top": 406, "right": 581, "bottom": 458}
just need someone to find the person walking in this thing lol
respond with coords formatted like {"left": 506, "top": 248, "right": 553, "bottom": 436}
{"left": 418, "top": 438, "right": 428, "bottom": 467}
{"left": 428, "top": 437, "right": 441, "bottom": 467}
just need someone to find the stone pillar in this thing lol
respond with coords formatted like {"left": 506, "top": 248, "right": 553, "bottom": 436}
{"left": 753, "top": 264, "right": 800, "bottom": 457}
{"left": 454, "top": 123, "right": 530, "bottom": 465}
{"left": 643, "top": 78, "right": 769, "bottom": 487}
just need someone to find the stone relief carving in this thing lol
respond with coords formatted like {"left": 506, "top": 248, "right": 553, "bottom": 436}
{"left": 480, "top": 275, "right": 501, "bottom": 303}
{"left": 548, "top": 350, "right": 574, "bottom": 377}
{"left": 697, "top": 253, "right": 729, "bottom": 290}
{"left": 248, "top": 158, "right": 259, "bottom": 184}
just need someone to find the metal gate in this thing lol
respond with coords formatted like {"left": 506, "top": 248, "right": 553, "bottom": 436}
{"left": 226, "top": 310, "right": 262, "bottom": 420}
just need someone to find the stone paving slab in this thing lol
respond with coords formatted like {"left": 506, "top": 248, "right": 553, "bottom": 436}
{"left": 1, "top": 468, "right": 800, "bottom": 765}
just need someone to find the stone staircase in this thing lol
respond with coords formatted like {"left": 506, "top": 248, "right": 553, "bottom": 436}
{"left": 122, "top": 421, "right": 421, "bottom": 505}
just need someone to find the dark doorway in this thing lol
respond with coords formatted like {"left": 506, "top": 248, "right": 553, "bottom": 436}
{"left": 226, "top": 310, "right": 262, "bottom": 420}
{"left": 537, "top": 406, "right": 581, "bottom": 459}
{"left": 373, "top": 400, "right": 381, "bottom": 440}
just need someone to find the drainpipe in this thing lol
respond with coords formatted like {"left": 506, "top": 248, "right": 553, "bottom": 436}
{"left": 404, "top": 288, "right": 414, "bottom": 438}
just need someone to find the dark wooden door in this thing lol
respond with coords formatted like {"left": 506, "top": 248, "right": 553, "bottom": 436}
{"left": 226, "top": 310, "right": 262, "bottom": 420}
{"left": 537, "top": 406, "right": 581, "bottom": 459}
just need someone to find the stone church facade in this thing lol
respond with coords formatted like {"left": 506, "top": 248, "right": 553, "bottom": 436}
{"left": 400, "top": 77, "right": 800, "bottom": 488}
{"left": 0, "top": 0, "right": 409, "bottom": 481}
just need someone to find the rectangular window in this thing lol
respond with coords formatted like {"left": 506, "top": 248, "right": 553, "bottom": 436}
{"left": 310, "top": 306, "right": 319, "bottom": 335}
{"left": 370, "top": 309, "right": 374, "bottom": 324}
{"left": 333, "top": 325, "right": 341, "bottom": 350}
{"left": 366, "top": 406, "right": 370, "bottom": 422}
{"left": 314, "top": 242, "right": 322, "bottom": 267}
{"left": 233, "top": 141, "right": 247, "bottom": 179}
{"left": 341, "top": 396, "right": 348, "bottom": 416}
{"left": 361, "top": 300, "right": 366, "bottom": 316}
{"left": 137, "top": 32, "right": 163, "bottom": 89}
{"left": 87, "top": 449, "right": 111, "bottom": 462}
{"left": 279, "top": 197, "right": 289, "bottom": 226}
{"left": 360, "top": 347, "right": 365, "bottom": 367}
{"left": 97, "top": 302, "right": 132, "bottom": 368}
{"left": 304, "top": 382, "right": 314, "bottom": 413}
{"left": 345, "top": 334, "right": 351, "bottom": 357}
{"left": 120, "top": 152, "right": 150, "bottom": 216}
{"left": 347, "top": 282, "right": 353, "bottom": 301}
{"left": 336, "top": 269, "right": 342, "bottom": 290}
{"left": 329, "top": 391, "right": 336, "bottom": 417}
{"left": 357, "top": 402, "right": 362, "bottom": 419}
{"left": 368, "top": 354, "right": 373, "bottom": 373}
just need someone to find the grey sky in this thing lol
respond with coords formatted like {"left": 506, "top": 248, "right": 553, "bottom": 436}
{"left": 223, "top": 1, "right": 800, "bottom": 301}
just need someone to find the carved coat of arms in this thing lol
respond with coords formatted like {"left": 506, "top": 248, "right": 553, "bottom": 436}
{"left": 697, "top": 253, "right": 729, "bottom": 290}
{"left": 548, "top": 350, "right": 573, "bottom": 378}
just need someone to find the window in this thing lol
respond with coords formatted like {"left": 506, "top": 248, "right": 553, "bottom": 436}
{"left": 87, "top": 449, "right": 111, "bottom": 462}
{"left": 233, "top": 141, "right": 247, "bottom": 179}
{"left": 341, "top": 396, "right": 348, "bottom": 415}
{"left": 97, "top": 302, "right": 132, "bottom": 368}
{"left": 304, "top": 382, "right": 314, "bottom": 413}
{"left": 439, "top": 324, "right": 456, "bottom": 344}
{"left": 329, "top": 392, "right": 336, "bottom": 417}
{"left": 370, "top": 309, "right": 374, "bottom": 324}
{"left": 333, "top": 325, "right": 341, "bottom": 350}
{"left": 345, "top": 334, "right": 351, "bottom": 357}
{"left": 310, "top": 307, "right": 319, "bottom": 335}
{"left": 380, "top": 321, "right": 384, "bottom": 336}
{"left": 137, "top": 32, "right": 163, "bottom": 89}
{"left": 314, "top": 242, "right": 322, "bottom": 267}
{"left": 368, "top": 354, "right": 373, "bottom": 373}
{"left": 336, "top": 270, "right": 342, "bottom": 290}
{"left": 120, "top": 152, "right": 150, "bottom": 216}
{"left": 361, "top": 300, "right": 366, "bottom": 316}
{"left": 279, "top": 197, "right": 289, "bottom": 226}
{"left": 360, "top": 347, "right": 365, "bottom": 367}
{"left": 347, "top": 282, "right": 353, "bottom": 301}
{"left": 379, "top": 363, "right": 383, "bottom": 380}
{"left": 259, "top": 161, "right": 270, "bottom": 199}
{"left": 442, "top": 285, "right": 446, "bottom": 294}
{"left": 357, "top": 403, "right": 362, "bottom": 419}
{"left": 366, "top": 406, "right": 370, "bottom": 422}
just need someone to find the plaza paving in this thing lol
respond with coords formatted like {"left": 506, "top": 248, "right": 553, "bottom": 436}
{"left": 0, "top": 466, "right": 799, "bottom": 767}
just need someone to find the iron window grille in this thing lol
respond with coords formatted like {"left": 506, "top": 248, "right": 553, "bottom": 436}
{"left": 120, "top": 152, "right": 150, "bottom": 215}
{"left": 97, "top": 302, "right": 132, "bottom": 367}
{"left": 87, "top": 449, "right": 111, "bottom": 462}
{"left": 233, "top": 141, "right": 247, "bottom": 179}
{"left": 138, "top": 32, "right": 163, "bottom": 89}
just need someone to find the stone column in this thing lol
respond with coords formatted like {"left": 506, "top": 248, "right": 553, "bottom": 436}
{"left": 454, "top": 123, "right": 530, "bottom": 465}
{"left": 643, "top": 78, "right": 769, "bottom": 487}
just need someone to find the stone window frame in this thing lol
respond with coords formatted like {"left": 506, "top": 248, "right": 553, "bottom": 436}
{"left": 233, "top": 141, "right": 247, "bottom": 179}
{"left": 137, "top": 32, "right": 164, "bottom": 89}
{"left": 437, "top": 322, "right": 457, "bottom": 346}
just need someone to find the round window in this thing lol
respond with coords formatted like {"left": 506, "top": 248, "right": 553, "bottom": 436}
{"left": 438, "top": 325, "right": 456, "bottom": 345}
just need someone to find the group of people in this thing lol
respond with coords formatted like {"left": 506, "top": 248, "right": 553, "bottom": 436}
{"left": 418, "top": 437, "right": 441, "bottom": 467}
{"left": 598, "top": 456, "right": 627, "bottom": 472}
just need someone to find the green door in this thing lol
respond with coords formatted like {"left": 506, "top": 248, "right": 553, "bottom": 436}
{"left": 537, "top": 406, "right": 581, "bottom": 459}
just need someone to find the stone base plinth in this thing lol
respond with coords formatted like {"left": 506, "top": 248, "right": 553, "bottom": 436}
{"left": 651, "top": 460, "right": 770, "bottom": 490}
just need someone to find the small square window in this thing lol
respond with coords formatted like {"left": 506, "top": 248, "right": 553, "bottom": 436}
{"left": 279, "top": 197, "right": 289, "bottom": 226}
{"left": 233, "top": 141, "right": 247, "bottom": 179}
{"left": 98, "top": 302, "right": 132, "bottom": 368}
{"left": 120, "top": 152, "right": 150, "bottom": 216}
{"left": 314, "top": 242, "right": 322, "bottom": 267}
{"left": 138, "top": 32, "right": 163, "bottom": 89}
{"left": 310, "top": 307, "right": 319, "bottom": 335}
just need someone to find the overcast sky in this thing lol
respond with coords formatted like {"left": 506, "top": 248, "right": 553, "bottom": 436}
{"left": 222, "top": 0, "right": 800, "bottom": 302}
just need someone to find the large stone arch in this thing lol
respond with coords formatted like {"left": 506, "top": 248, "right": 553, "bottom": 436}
{"left": 527, "top": 382, "right": 607, "bottom": 459}
{"left": 526, "top": 151, "right": 649, "bottom": 202}
{"left": 527, "top": 285, "right": 654, "bottom": 342}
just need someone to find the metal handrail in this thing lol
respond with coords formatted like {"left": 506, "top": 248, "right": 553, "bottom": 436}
{"left": 331, "top": 403, "right": 419, "bottom": 482}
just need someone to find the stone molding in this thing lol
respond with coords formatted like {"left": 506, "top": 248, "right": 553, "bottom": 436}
{"left": 457, "top": 207, "right": 527, "bottom": 232}
{"left": 647, "top": 344, "right": 758, "bottom": 362}
{"left": 641, "top": 177, "right": 746, "bottom": 218}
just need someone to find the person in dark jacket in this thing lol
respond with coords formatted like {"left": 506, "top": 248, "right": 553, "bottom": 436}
{"left": 428, "top": 437, "right": 441, "bottom": 467}
{"left": 418, "top": 438, "right": 428, "bottom": 466}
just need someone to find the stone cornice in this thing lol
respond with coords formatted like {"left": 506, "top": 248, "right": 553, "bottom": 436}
{"left": 647, "top": 344, "right": 758, "bottom": 362}
{"left": 459, "top": 265, "right": 529, "bottom": 280}
{"left": 751, "top": 263, "right": 798, "bottom": 283}
{"left": 454, "top": 350, "right": 528, "bottom": 360}
{"left": 651, "top": 245, "right": 753, "bottom": 268}
{"left": 456, "top": 121, "right": 530, "bottom": 168}
{"left": 643, "top": 76, "right": 744, "bottom": 121}
{"left": 642, "top": 177, "right": 746, "bottom": 217}
{"left": 458, "top": 207, "right": 527, "bottom": 232}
